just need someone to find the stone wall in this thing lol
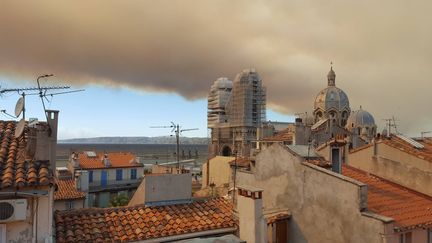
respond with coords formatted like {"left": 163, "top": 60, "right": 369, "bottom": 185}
{"left": 237, "top": 143, "right": 394, "bottom": 243}
{"left": 348, "top": 142, "right": 432, "bottom": 197}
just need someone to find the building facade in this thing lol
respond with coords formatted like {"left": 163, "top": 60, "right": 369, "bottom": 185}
{"left": 235, "top": 143, "right": 432, "bottom": 243}
{"left": 208, "top": 68, "right": 266, "bottom": 157}
{"left": 347, "top": 134, "right": 432, "bottom": 197}
{"left": 0, "top": 111, "right": 58, "bottom": 242}
{"left": 67, "top": 151, "right": 144, "bottom": 208}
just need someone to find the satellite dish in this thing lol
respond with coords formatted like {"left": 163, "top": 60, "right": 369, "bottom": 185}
{"left": 15, "top": 97, "right": 24, "bottom": 117}
{"left": 15, "top": 119, "right": 25, "bottom": 138}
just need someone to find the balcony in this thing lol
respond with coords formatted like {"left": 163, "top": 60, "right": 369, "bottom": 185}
{"left": 89, "top": 178, "right": 142, "bottom": 193}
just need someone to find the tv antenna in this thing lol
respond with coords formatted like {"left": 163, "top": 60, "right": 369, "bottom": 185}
{"left": 0, "top": 74, "right": 84, "bottom": 123}
{"left": 421, "top": 131, "right": 431, "bottom": 139}
{"left": 383, "top": 116, "right": 399, "bottom": 136}
{"left": 151, "top": 122, "right": 198, "bottom": 170}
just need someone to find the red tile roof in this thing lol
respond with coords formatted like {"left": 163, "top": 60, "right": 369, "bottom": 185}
{"left": 0, "top": 121, "right": 53, "bottom": 189}
{"left": 261, "top": 128, "right": 293, "bottom": 142}
{"left": 54, "top": 178, "right": 86, "bottom": 201}
{"left": 229, "top": 157, "right": 251, "bottom": 168}
{"left": 381, "top": 136, "right": 432, "bottom": 163}
{"left": 266, "top": 211, "right": 291, "bottom": 224}
{"left": 307, "top": 158, "right": 332, "bottom": 168}
{"left": 55, "top": 198, "right": 235, "bottom": 242}
{"left": 76, "top": 152, "right": 143, "bottom": 169}
{"left": 342, "top": 165, "right": 432, "bottom": 231}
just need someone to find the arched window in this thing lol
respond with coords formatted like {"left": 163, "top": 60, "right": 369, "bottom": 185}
{"left": 222, "top": 146, "right": 232, "bottom": 156}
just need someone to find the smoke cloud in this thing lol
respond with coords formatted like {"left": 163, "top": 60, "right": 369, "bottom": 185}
{"left": 0, "top": 1, "right": 431, "bottom": 135}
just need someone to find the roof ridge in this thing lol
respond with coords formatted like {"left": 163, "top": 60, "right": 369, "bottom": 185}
{"left": 343, "top": 164, "right": 432, "bottom": 202}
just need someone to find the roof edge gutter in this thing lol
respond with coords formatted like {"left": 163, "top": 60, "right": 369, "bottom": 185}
{"left": 138, "top": 227, "right": 237, "bottom": 243}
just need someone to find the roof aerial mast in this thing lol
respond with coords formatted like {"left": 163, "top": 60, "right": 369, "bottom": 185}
{"left": 0, "top": 75, "right": 84, "bottom": 133}
{"left": 151, "top": 122, "right": 198, "bottom": 170}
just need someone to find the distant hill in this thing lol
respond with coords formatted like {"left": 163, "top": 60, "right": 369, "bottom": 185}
{"left": 58, "top": 136, "right": 209, "bottom": 145}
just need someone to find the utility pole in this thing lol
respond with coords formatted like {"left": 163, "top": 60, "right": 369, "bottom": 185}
{"left": 151, "top": 122, "right": 198, "bottom": 170}
{"left": 232, "top": 149, "right": 238, "bottom": 205}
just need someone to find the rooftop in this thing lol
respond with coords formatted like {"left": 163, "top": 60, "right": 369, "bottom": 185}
{"left": 261, "top": 127, "right": 293, "bottom": 142}
{"left": 0, "top": 121, "right": 53, "bottom": 189}
{"left": 342, "top": 165, "right": 432, "bottom": 231}
{"left": 75, "top": 151, "right": 143, "bottom": 169}
{"left": 228, "top": 157, "right": 251, "bottom": 168}
{"left": 54, "top": 178, "right": 86, "bottom": 201}
{"left": 55, "top": 197, "right": 235, "bottom": 242}
{"left": 381, "top": 135, "right": 432, "bottom": 162}
{"left": 286, "top": 145, "right": 321, "bottom": 158}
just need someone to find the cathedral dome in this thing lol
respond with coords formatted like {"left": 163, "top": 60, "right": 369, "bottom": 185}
{"left": 314, "top": 86, "right": 350, "bottom": 112}
{"left": 313, "top": 66, "right": 351, "bottom": 126}
{"left": 345, "top": 107, "right": 376, "bottom": 129}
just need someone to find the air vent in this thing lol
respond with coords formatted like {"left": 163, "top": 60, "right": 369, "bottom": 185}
{"left": 0, "top": 202, "right": 14, "bottom": 220}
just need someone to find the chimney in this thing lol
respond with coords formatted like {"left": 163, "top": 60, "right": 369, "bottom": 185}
{"left": 74, "top": 173, "right": 80, "bottom": 191}
{"left": 74, "top": 170, "right": 89, "bottom": 207}
{"left": 71, "top": 152, "right": 79, "bottom": 167}
{"left": 373, "top": 136, "right": 379, "bottom": 157}
{"left": 256, "top": 127, "right": 262, "bottom": 150}
{"left": 329, "top": 135, "right": 346, "bottom": 173}
{"left": 237, "top": 185, "right": 266, "bottom": 243}
{"left": 46, "top": 110, "right": 59, "bottom": 171}
{"left": 75, "top": 170, "right": 89, "bottom": 192}
{"left": 103, "top": 153, "right": 111, "bottom": 167}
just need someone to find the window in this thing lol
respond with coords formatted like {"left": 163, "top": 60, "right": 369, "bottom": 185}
{"left": 131, "top": 168, "right": 137, "bottom": 180}
{"left": 89, "top": 171, "right": 93, "bottom": 183}
{"left": 116, "top": 169, "right": 123, "bottom": 181}
{"left": 400, "top": 232, "right": 412, "bottom": 243}
{"left": 65, "top": 201, "right": 74, "bottom": 210}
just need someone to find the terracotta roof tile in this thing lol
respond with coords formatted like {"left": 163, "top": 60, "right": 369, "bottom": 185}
{"left": 76, "top": 152, "right": 143, "bottom": 169}
{"left": 0, "top": 121, "right": 53, "bottom": 189}
{"left": 342, "top": 165, "right": 432, "bottom": 231}
{"left": 228, "top": 157, "right": 251, "bottom": 168}
{"left": 261, "top": 127, "right": 293, "bottom": 142}
{"left": 381, "top": 136, "right": 432, "bottom": 163}
{"left": 307, "top": 158, "right": 332, "bottom": 168}
{"left": 55, "top": 198, "right": 235, "bottom": 242}
{"left": 54, "top": 178, "right": 86, "bottom": 201}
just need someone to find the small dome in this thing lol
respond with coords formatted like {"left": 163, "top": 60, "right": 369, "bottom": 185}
{"left": 346, "top": 107, "right": 376, "bottom": 129}
{"left": 314, "top": 86, "right": 350, "bottom": 111}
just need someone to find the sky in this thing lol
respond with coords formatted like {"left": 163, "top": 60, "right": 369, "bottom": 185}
{"left": 0, "top": 79, "right": 293, "bottom": 139}
{"left": 0, "top": 1, "right": 431, "bottom": 139}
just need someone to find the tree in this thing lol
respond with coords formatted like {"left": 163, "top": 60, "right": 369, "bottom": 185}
{"left": 109, "top": 194, "right": 129, "bottom": 207}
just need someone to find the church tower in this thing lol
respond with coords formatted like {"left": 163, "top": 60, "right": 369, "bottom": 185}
{"left": 208, "top": 69, "right": 266, "bottom": 158}
{"left": 313, "top": 66, "right": 351, "bottom": 127}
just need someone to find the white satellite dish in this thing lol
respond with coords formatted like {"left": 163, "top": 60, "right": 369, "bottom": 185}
{"left": 14, "top": 97, "right": 24, "bottom": 117}
{"left": 15, "top": 119, "right": 25, "bottom": 138}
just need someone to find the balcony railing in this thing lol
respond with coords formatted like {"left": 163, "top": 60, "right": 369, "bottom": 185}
{"left": 88, "top": 178, "right": 142, "bottom": 192}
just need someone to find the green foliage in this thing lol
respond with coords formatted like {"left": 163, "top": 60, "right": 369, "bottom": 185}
{"left": 109, "top": 194, "right": 129, "bottom": 207}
